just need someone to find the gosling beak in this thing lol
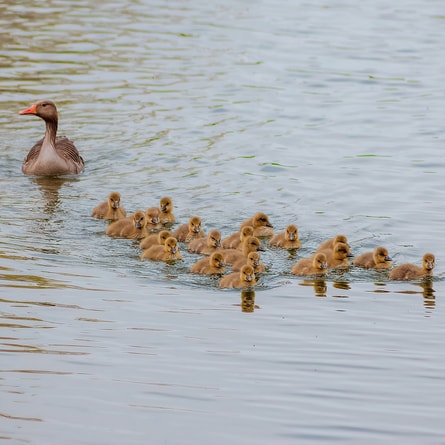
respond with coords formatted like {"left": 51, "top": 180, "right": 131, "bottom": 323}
{"left": 112, "top": 203, "right": 120, "bottom": 209}
{"left": 321, "top": 262, "right": 328, "bottom": 269}
{"left": 19, "top": 104, "right": 38, "bottom": 115}
{"left": 288, "top": 234, "right": 295, "bottom": 241}
{"left": 347, "top": 252, "right": 354, "bottom": 258}
{"left": 385, "top": 256, "right": 392, "bottom": 262}
{"left": 135, "top": 221, "right": 142, "bottom": 229}
{"left": 215, "top": 240, "right": 221, "bottom": 248}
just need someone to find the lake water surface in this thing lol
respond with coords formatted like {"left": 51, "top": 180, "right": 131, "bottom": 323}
{"left": 1, "top": 0, "right": 445, "bottom": 444}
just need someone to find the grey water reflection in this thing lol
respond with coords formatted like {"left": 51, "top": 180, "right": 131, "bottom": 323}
{"left": 299, "top": 279, "right": 327, "bottom": 297}
{"left": 240, "top": 289, "right": 258, "bottom": 312}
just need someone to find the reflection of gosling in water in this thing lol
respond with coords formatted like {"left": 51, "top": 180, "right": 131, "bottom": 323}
{"left": 188, "top": 230, "right": 221, "bottom": 255}
{"left": 232, "top": 251, "right": 266, "bottom": 273}
{"left": 92, "top": 191, "right": 126, "bottom": 220}
{"left": 240, "top": 212, "right": 274, "bottom": 237}
{"left": 220, "top": 236, "right": 264, "bottom": 265}
{"left": 190, "top": 252, "right": 226, "bottom": 275}
{"left": 139, "top": 230, "right": 171, "bottom": 250}
{"left": 389, "top": 253, "right": 435, "bottom": 280}
{"left": 106, "top": 210, "right": 148, "bottom": 239}
{"left": 172, "top": 216, "right": 205, "bottom": 242}
{"left": 140, "top": 237, "right": 182, "bottom": 261}
{"left": 316, "top": 234, "right": 349, "bottom": 252}
{"left": 291, "top": 253, "right": 328, "bottom": 276}
{"left": 219, "top": 265, "right": 257, "bottom": 289}
{"left": 222, "top": 226, "right": 254, "bottom": 250}
{"left": 269, "top": 224, "right": 301, "bottom": 249}
{"left": 353, "top": 246, "right": 392, "bottom": 269}
{"left": 159, "top": 196, "right": 175, "bottom": 225}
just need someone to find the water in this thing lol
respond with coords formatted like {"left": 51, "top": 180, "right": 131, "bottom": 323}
{"left": 1, "top": 0, "right": 445, "bottom": 443}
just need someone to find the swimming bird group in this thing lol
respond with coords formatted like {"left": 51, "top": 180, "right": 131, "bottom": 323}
{"left": 91, "top": 192, "right": 436, "bottom": 289}
{"left": 18, "top": 100, "right": 436, "bottom": 288}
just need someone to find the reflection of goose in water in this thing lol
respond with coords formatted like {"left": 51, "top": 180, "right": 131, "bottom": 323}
{"left": 240, "top": 290, "right": 259, "bottom": 312}
{"left": 299, "top": 279, "right": 327, "bottom": 297}
{"left": 31, "top": 176, "right": 79, "bottom": 217}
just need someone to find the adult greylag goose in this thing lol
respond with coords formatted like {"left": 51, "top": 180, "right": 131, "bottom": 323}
{"left": 190, "top": 252, "right": 227, "bottom": 275}
{"left": 106, "top": 210, "right": 148, "bottom": 239}
{"left": 172, "top": 216, "right": 205, "bottom": 242}
{"left": 140, "top": 236, "right": 182, "bottom": 261}
{"left": 139, "top": 230, "right": 171, "bottom": 250}
{"left": 222, "top": 225, "right": 254, "bottom": 250}
{"left": 353, "top": 246, "right": 392, "bottom": 269}
{"left": 291, "top": 253, "right": 328, "bottom": 276}
{"left": 389, "top": 253, "right": 435, "bottom": 280}
{"left": 219, "top": 264, "right": 257, "bottom": 289}
{"left": 240, "top": 212, "right": 274, "bottom": 237}
{"left": 159, "top": 196, "right": 175, "bottom": 225}
{"left": 91, "top": 191, "right": 126, "bottom": 220}
{"left": 232, "top": 251, "right": 266, "bottom": 273}
{"left": 316, "top": 234, "right": 349, "bottom": 252}
{"left": 188, "top": 229, "right": 221, "bottom": 255}
{"left": 19, "top": 100, "right": 84, "bottom": 176}
{"left": 268, "top": 224, "right": 301, "bottom": 249}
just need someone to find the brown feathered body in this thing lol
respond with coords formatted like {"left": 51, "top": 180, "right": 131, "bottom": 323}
{"left": 190, "top": 252, "right": 226, "bottom": 275}
{"left": 221, "top": 226, "right": 254, "bottom": 250}
{"left": 92, "top": 192, "right": 126, "bottom": 220}
{"left": 219, "top": 265, "right": 257, "bottom": 289}
{"left": 353, "top": 246, "right": 392, "bottom": 269}
{"left": 316, "top": 234, "right": 349, "bottom": 252}
{"left": 106, "top": 210, "right": 148, "bottom": 239}
{"left": 145, "top": 207, "right": 163, "bottom": 231}
{"left": 240, "top": 212, "right": 274, "bottom": 237}
{"left": 159, "top": 197, "right": 175, "bottom": 225}
{"left": 172, "top": 216, "right": 205, "bottom": 242}
{"left": 188, "top": 230, "right": 221, "bottom": 255}
{"left": 268, "top": 224, "right": 301, "bottom": 249}
{"left": 19, "top": 100, "right": 84, "bottom": 176}
{"left": 219, "top": 236, "right": 264, "bottom": 265}
{"left": 389, "top": 253, "right": 435, "bottom": 280}
{"left": 291, "top": 253, "right": 328, "bottom": 276}
{"left": 318, "top": 242, "right": 353, "bottom": 268}
{"left": 141, "top": 237, "right": 182, "bottom": 261}
{"left": 232, "top": 251, "right": 266, "bottom": 273}
{"left": 139, "top": 230, "right": 171, "bottom": 250}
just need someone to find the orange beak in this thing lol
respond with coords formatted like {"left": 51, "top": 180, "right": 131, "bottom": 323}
{"left": 19, "top": 104, "right": 37, "bottom": 115}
